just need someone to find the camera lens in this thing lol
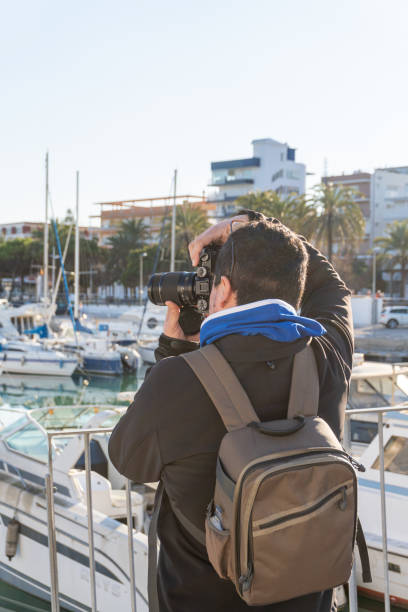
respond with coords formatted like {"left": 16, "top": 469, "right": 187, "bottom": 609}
{"left": 148, "top": 272, "right": 196, "bottom": 307}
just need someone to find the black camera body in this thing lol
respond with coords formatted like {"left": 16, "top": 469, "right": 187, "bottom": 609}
{"left": 147, "top": 245, "right": 219, "bottom": 335}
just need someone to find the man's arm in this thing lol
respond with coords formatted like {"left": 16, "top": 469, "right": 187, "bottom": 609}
{"left": 108, "top": 364, "right": 164, "bottom": 483}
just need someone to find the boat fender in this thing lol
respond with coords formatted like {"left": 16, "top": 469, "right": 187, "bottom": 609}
{"left": 20, "top": 356, "right": 26, "bottom": 366}
{"left": 6, "top": 519, "right": 20, "bottom": 561}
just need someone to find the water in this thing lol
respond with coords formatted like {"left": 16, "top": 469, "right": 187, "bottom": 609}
{"left": 0, "top": 370, "right": 145, "bottom": 409}
{"left": 0, "top": 371, "right": 401, "bottom": 611}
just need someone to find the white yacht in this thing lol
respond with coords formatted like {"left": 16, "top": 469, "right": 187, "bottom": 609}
{"left": 355, "top": 417, "right": 408, "bottom": 608}
{"left": 348, "top": 359, "right": 408, "bottom": 455}
{"left": 0, "top": 339, "right": 78, "bottom": 377}
{"left": 0, "top": 405, "right": 148, "bottom": 611}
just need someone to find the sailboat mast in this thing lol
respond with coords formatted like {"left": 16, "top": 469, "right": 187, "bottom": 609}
{"left": 74, "top": 171, "right": 80, "bottom": 320}
{"left": 170, "top": 168, "right": 177, "bottom": 272}
{"left": 43, "top": 152, "right": 49, "bottom": 301}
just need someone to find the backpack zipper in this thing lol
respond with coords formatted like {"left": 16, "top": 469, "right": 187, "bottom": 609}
{"left": 258, "top": 484, "right": 348, "bottom": 531}
{"left": 235, "top": 452, "right": 357, "bottom": 593}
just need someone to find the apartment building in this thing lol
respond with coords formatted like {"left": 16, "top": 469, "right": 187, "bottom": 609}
{"left": 208, "top": 138, "right": 306, "bottom": 218}
{"left": 0, "top": 222, "right": 43, "bottom": 241}
{"left": 324, "top": 167, "right": 408, "bottom": 251}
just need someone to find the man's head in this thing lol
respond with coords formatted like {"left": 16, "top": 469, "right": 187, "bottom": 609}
{"left": 209, "top": 220, "right": 309, "bottom": 314}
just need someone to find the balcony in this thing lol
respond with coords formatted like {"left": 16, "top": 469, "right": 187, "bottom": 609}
{"left": 207, "top": 194, "right": 238, "bottom": 203}
{"left": 211, "top": 157, "right": 260, "bottom": 171}
{"left": 209, "top": 178, "right": 254, "bottom": 187}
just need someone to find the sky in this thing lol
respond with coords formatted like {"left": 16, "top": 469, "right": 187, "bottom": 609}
{"left": 1, "top": 0, "right": 408, "bottom": 225}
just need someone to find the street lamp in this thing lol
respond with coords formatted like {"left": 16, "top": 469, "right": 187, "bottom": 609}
{"left": 371, "top": 247, "right": 381, "bottom": 325}
{"left": 139, "top": 252, "right": 147, "bottom": 305}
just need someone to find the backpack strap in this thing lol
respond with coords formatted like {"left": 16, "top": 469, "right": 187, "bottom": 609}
{"left": 287, "top": 344, "right": 320, "bottom": 419}
{"left": 181, "top": 343, "right": 260, "bottom": 431}
{"left": 356, "top": 517, "right": 372, "bottom": 583}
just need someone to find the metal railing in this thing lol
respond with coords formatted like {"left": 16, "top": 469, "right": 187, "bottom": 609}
{"left": 45, "top": 425, "right": 139, "bottom": 612}
{"left": 43, "top": 404, "right": 408, "bottom": 612}
{"left": 344, "top": 403, "right": 408, "bottom": 612}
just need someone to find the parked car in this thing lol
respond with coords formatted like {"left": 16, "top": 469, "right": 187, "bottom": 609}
{"left": 379, "top": 306, "right": 408, "bottom": 328}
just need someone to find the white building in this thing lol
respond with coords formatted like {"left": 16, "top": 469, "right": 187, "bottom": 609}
{"left": 208, "top": 138, "right": 306, "bottom": 218}
{"left": 0, "top": 222, "right": 43, "bottom": 241}
{"left": 371, "top": 167, "right": 408, "bottom": 243}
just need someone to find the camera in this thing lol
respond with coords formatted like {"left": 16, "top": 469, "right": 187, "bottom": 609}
{"left": 147, "top": 245, "right": 219, "bottom": 335}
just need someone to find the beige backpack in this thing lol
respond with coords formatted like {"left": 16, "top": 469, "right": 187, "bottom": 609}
{"left": 148, "top": 343, "right": 371, "bottom": 610}
{"left": 181, "top": 343, "right": 371, "bottom": 605}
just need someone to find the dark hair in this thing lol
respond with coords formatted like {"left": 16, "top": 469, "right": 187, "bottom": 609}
{"left": 214, "top": 220, "right": 308, "bottom": 309}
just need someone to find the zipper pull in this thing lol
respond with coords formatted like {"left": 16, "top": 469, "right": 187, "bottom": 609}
{"left": 349, "top": 455, "right": 366, "bottom": 472}
{"left": 239, "top": 563, "right": 253, "bottom": 592}
{"left": 338, "top": 486, "right": 347, "bottom": 511}
{"left": 343, "top": 449, "right": 366, "bottom": 472}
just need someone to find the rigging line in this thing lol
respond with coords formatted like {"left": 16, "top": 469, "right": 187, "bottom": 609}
{"left": 136, "top": 201, "right": 173, "bottom": 341}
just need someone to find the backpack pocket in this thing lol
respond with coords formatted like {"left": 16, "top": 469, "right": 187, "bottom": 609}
{"left": 241, "top": 475, "right": 356, "bottom": 606}
{"left": 205, "top": 513, "right": 232, "bottom": 580}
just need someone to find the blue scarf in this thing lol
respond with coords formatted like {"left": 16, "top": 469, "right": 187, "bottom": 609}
{"left": 200, "top": 299, "right": 326, "bottom": 346}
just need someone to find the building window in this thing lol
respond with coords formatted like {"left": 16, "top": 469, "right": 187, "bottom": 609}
{"left": 11, "top": 227, "right": 16, "bottom": 234}
{"left": 286, "top": 170, "right": 301, "bottom": 181}
{"left": 287, "top": 148, "right": 296, "bottom": 161}
{"left": 272, "top": 169, "right": 283, "bottom": 183}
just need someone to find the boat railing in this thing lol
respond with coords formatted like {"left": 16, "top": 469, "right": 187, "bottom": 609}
{"left": 45, "top": 416, "right": 140, "bottom": 612}
{"left": 344, "top": 403, "right": 408, "bottom": 612}
{"left": 43, "top": 403, "right": 408, "bottom": 612}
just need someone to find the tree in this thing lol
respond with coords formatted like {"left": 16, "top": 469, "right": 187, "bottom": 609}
{"left": 163, "top": 202, "right": 210, "bottom": 269}
{"left": 376, "top": 219, "right": 408, "bottom": 297}
{"left": 0, "top": 238, "right": 42, "bottom": 294}
{"left": 235, "top": 190, "right": 317, "bottom": 239}
{"left": 107, "top": 219, "right": 149, "bottom": 296}
{"left": 311, "top": 183, "right": 365, "bottom": 261}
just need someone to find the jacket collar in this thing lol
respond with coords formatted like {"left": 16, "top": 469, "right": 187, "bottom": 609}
{"left": 214, "top": 333, "right": 310, "bottom": 363}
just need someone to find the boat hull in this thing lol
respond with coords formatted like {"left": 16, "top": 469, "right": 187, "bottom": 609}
{"left": 0, "top": 481, "right": 148, "bottom": 612}
{"left": 82, "top": 355, "right": 123, "bottom": 375}
{"left": 1, "top": 355, "right": 77, "bottom": 376}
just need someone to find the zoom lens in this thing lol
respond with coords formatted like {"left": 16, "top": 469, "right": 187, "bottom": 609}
{"left": 148, "top": 272, "right": 196, "bottom": 307}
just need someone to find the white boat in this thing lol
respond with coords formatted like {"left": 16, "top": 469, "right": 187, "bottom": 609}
{"left": 355, "top": 417, "right": 408, "bottom": 608}
{"left": 0, "top": 338, "right": 78, "bottom": 376}
{"left": 49, "top": 325, "right": 124, "bottom": 376}
{"left": 0, "top": 404, "right": 148, "bottom": 611}
{"left": 348, "top": 359, "right": 408, "bottom": 456}
{"left": 136, "top": 337, "right": 158, "bottom": 365}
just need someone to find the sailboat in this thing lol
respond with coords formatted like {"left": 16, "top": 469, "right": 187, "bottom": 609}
{"left": 44, "top": 171, "right": 125, "bottom": 375}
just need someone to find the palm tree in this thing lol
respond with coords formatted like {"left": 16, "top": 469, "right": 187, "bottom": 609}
{"left": 311, "top": 183, "right": 365, "bottom": 261}
{"left": 164, "top": 202, "right": 210, "bottom": 267}
{"left": 107, "top": 219, "right": 149, "bottom": 295}
{"left": 376, "top": 220, "right": 408, "bottom": 297}
{"left": 235, "top": 190, "right": 317, "bottom": 239}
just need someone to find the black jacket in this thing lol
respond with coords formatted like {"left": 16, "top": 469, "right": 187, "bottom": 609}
{"left": 108, "top": 238, "right": 353, "bottom": 612}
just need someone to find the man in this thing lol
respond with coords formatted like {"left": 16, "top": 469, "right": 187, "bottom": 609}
{"left": 108, "top": 210, "right": 353, "bottom": 612}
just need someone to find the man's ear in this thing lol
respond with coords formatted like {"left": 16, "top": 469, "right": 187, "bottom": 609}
{"left": 218, "top": 276, "right": 235, "bottom": 308}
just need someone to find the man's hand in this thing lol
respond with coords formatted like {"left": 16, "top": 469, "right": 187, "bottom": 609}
{"left": 188, "top": 214, "right": 248, "bottom": 266}
{"left": 163, "top": 301, "right": 200, "bottom": 343}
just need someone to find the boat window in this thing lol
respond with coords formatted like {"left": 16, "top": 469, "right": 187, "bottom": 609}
{"left": 32, "top": 406, "right": 105, "bottom": 429}
{"left": 5, "top": 422, "right": 48, "bottom": 462}
{"left": 349, "top": 376, "right": 408, "bottom": 409}
{"left": 372, "top": 436, "right": 408, "bottom": 475}
{"left": 350, "top": 420, "right": 378, "bottom": 444}
{"left": 0, "top": 410, "right": 28, "bottom": 437}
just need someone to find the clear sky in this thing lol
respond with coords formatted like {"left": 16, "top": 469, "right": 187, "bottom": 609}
{"left": 1, "top": 0, "right": 408, "bottom": 225}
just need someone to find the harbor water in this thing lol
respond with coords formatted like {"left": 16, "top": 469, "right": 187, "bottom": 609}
{"left": 0, "top": 369, "right": 400, "bottom": 611}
